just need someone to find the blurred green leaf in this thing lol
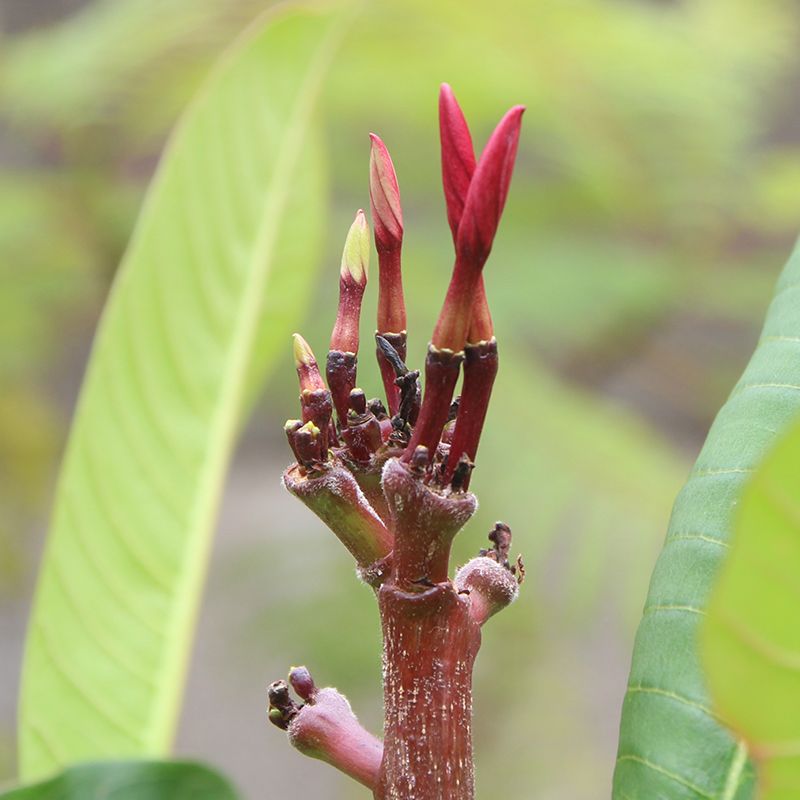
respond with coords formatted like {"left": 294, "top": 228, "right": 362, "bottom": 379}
{"left": 17, "top": 3, "right": 347, "bottom": 780}
{"left": 614, "top": 243, "right": 800, "bottom": 798}
{"left": 0, "top": 760, "right": 239, "bottom": 799}
{"left": 703, "top": 414, "right": 800, "bottom": 800}
{"left": 0, "top": 0, "right": 268, "bottom": 143}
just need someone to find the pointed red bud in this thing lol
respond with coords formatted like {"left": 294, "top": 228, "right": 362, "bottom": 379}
{"left": 369, "top": 133, "right": 403, "bottom": 254}
{"left": 456, "top": 105, "right": 524, "bottom": 265}
{"left": 439, "top": 83, "right": 476, "bottom": 242}
{"left": 369, "top": 134, "right": 406, "bottom": 339}
{"left": 432, "top": 105, "right": 524, "bottom": 352}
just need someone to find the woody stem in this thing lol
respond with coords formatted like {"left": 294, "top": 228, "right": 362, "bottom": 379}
{"left": 375, "top": 581, "right": 480, "bottom": 800}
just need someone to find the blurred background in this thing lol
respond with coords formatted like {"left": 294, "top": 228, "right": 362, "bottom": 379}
{"left": 2, "top": 0, "right": 800, "bottom": 797}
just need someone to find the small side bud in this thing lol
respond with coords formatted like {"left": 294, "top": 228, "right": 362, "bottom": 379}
{"left": 342, "top": 391, "right": 383, "bottom": 464}
{"left": 267, "top": 679, "right": 300, "bottom": 730}
{"left": 293, "top": 333, "right": 325, "bottom": 392}
{"left": 289, "top": 665, "right": 317, "bottom": 703}
{"left": 349, "top": 388, "right": 368, "bottom": 415}
{"left": 293, "top": 421, "right": 324, "bottom": 468}
{"left": 284, "top": 419, "right": 303, "bottom": 462}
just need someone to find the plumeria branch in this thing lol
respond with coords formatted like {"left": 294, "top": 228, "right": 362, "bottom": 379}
{"left": 269, "top": 84, "right": 525, "bottom": 800}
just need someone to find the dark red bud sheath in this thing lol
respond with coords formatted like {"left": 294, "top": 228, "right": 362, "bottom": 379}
{"left": 432, "top": 105, "right": 524, "bottom": 353}
{"left": 328, "top": 210, "right": 370, "bottom": 425}
{"left": 439, "top": 82, "right": 477, "bottom": 242}
{"left": 369, "top": 133, "right": 407, "bottom": 414}
{"left": 444, "top": 339, "right": 497, "bottom": 488}
{"left": 401, "top": 346, "right": 463, "bottom": 463}
{"left": 446, "top": 283, "right": 497, "bottom": 488}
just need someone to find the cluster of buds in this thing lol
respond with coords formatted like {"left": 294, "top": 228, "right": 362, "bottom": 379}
{"left": 284, "top": 83, "right": 523, "bottom": 527}
{"left": 274, "top": 85, "right": 525, "bottom": 799}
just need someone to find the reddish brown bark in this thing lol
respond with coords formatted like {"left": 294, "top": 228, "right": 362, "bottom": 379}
{"left": 375, "top": 582, "right": 480, "bottom": 800}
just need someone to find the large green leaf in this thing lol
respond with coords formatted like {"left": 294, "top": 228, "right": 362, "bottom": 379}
{"left": 18, "top": 3, "right": 348, "bottom": 780}
{"left": 0, "top": 760, "right": 239, "bottom": 800}
{"left": 702, "top": 414, "right": 800, "bottom": 800}
{"left": 614, "top": 241, "right": 800, "bottom": 799}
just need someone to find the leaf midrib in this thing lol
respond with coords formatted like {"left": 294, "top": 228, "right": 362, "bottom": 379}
{"left": 153, "top": 6, "right": 350, "bottom": 752}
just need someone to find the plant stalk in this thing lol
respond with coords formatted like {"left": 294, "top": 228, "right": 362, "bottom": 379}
{"left": 375, "top": 582, "right": 481, "bottom": 800}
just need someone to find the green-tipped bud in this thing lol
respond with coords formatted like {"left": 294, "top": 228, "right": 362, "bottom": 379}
{"left": 293, "top": 333, "right": 325, "bottom": 392}
{"left": 330, "top": 211, "right": 369, "bottom": 358}
{"left": 340, "top": 209, "right": 369, "bottom": 288}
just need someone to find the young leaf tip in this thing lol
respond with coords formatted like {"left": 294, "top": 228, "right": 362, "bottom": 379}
{"left": 340, "top": 209, "right": 370, "bottom": 286}
{"left": 369, "top": 133, "right": 403, "bottom": 252}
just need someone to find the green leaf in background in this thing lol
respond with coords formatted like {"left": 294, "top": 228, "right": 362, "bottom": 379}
{"left": 0, "top": 760, "right": 239, "bottom": 799}
{"left": 703, "top": 414, "right": 800, "bottom": 800}
{"left": 17, "top": 2, "right": 348, "bottom": 780}
{"left": 614, "top": 241, "right": 800, "bottom": 799}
